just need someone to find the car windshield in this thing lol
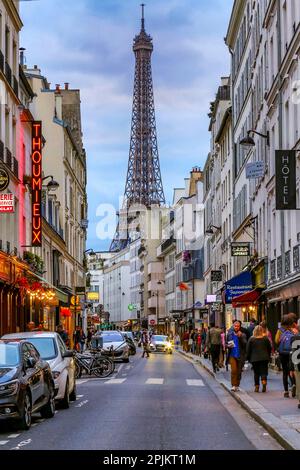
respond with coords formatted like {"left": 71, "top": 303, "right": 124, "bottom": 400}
{"left": 0, "top": 343, "right": 20, "bottom": 367}
{"left": 101, "top": 334, "right": 123, "bottom": 343}
{"left": 153, "top": 336, "right": 168, "bottom": 342}
{"left": 123, "top": 332, "right": 133, "bottom": 340}
{"left": 23, "top": 338, "right": 57, "bottom": 360}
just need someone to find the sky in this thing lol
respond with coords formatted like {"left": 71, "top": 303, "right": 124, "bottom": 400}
{"left": 20, "top": 0, "right": 233, "bottom": 250}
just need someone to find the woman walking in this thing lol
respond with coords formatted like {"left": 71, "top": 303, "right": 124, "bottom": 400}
{"left": 247, "top": 325, "right": 272, "bottom": 392}
{"left": 275, "top": 316, "right": 296, "bottom": 397}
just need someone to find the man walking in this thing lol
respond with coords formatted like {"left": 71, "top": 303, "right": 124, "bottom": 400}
{"left": 226, "top": 320, "right": 247, "bottom": 392}
{"left": 141, "top": 329, "right": 150, "bottom": 358}
{"left": 206, "top": 323, "right": 222, "bottom": 373}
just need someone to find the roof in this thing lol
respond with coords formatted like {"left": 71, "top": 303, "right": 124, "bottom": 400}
{"left": 2, "top": 332, "right": 59, "bottom": 339}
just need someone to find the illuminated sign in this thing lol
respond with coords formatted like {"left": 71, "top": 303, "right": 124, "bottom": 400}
{"left": 0, "top": 193, "right": 14, "bottom": 213}
{"left": 31, "top": 122, "right": 42, "bottom": 247}
{"left": 0, "top": 167, "right": 10, "bottom": 192}
{"left": 231, "top": 242, "right": 250, "bottom": 257}
{"left": 87, "top": 292, "right": 99, "bottom": 301}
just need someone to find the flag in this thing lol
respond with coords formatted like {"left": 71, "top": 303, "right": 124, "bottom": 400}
{"left": 179, "top": 282, "right": 190, "bottom": 291}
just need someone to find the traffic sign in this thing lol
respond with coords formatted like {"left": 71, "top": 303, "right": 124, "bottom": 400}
{"left": 128, "top": 304, "right": 134, "bottom": 311}
{"left": 149, "top": 319, "right": 156, "bottom": 326}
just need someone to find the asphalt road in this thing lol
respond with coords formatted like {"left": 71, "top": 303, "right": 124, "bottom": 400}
{"left": 0, "top": 350, "right": 282, "bottom": 450}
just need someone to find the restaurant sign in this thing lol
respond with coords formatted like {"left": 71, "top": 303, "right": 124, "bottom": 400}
{"left": 0, "top": 194, "right": 14, "bottom": 213}
{"left": 32, "top": 122, "right": 42, "bottom": 247}
{"left": 225, "top": 271, "right": 253, "bottom": 304}
{"left": 231, "top": 242, "right": 250, "bottom": 257}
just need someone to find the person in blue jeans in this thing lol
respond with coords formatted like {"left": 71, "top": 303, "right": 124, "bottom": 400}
{"left": 226, "top": 320, "right": 247, "bottom": 392}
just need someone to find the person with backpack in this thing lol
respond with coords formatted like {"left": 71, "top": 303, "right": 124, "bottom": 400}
{"left": 275, "top": 316, "right": 296, "bottom": 397}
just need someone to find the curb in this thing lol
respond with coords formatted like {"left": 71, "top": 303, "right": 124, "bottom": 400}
{"left": 177, "top": 349, "right": 300, "bottom": 450}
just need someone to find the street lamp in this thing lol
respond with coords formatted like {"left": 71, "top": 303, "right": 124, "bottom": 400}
{"left": 240, "top": 130, "right": 270, "bottom": 147}
{"left": 84, "top": 248, "right": 96, "bottom": 256}
{"left": 42, "top": 175, "right": 59, "bottom": 191}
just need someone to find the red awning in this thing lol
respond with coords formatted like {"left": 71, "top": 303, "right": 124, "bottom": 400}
{"left": 232, "top": 289, "right": 262, "bottom": 308}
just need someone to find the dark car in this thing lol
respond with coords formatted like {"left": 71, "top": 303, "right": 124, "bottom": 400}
{"left": 120, "top": 332, "right": 136, "bottom": 356}
{"left": 0, "top": 340, "right": 55, "bottom": 430}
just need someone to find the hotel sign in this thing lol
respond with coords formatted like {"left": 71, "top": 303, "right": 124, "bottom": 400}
{"left": 275, "top": 150, "right": 296, "bottom": 210}
{"left": 32, "top": 122, "right": 42, "bottom": 247}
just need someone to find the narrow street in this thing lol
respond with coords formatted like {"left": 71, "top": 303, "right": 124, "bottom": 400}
{"left": 0, "top": 351, "right": 281, "bottom": 450}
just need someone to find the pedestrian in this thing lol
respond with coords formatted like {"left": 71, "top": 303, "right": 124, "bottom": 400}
{"left": 174, "top": 333, "right": 180, "bottom": 350}
{"left": 247, "top": 325, "right": 272, "bottom": 392}
{"left": 79, "top": 328, "right": 86, "bottom": 352}
{"left": 57, "top": 324, "right": 70, "bottom": 347}
{"left": 275, "top": 315, "right": 296, "bottom": 398}
{"left": 141, "top": 329, "right": 150, "bottom": 358}
{"left": 290, "top": 330, "right": 300, "bottom": 410}
{"left": 226, "top": 320, "right": 247, "bottom": 392}
{"left": 201, "top": 328, "right": 207, "bottom": 356}
{"left": 196, "top": 329, "right": 202, "bottom": 356}
{"left": 182, "top": 330, "right": 189, "bottom": 352}
{"left": 26, "top": 321, "right": 36, "bottom": 332}
{"left": 206, "top": 323, "right": 222, "bottom": 373}
{"left": 219, "top": 328, "right": 226, "bottom": 368}
{"left": 188, "top": 330, "right": 194, "bottom": 353}
{"left": 247, "top": 318, "right": 258, "bottom": 338}
{"left": 260, "top": 321, "right": 274, "bottom": 354}
{"left": 73, "top": 326, "right": 82, "bottom": 352}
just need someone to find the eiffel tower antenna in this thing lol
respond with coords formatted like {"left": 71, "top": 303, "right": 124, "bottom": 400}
{"left": 110, "top": 6, "right": 165, "bottom": 251}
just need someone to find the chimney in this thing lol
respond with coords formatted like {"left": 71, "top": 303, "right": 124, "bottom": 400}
{"left": 19, "top": 47, "right": 26, "bottom": 66}
{"left": 64, "top": 82, "right": 69, "bottom": 90}
{"left": 55, "top": 84, "right": 61, "bottom": 94}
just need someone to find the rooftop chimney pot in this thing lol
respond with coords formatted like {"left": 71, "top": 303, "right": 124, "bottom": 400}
{"left": 64, "top": 82, "right": 69, "bottom": 90}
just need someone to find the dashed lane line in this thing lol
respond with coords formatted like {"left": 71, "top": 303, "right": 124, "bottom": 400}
{"left": 105, "top": 378, "right": 126, "bottom": 384}
{"left": 0, "top": 441, "right": 9, "bottom": 446}
{"left": 186, "top": 379, "right": 205, "bottom": 387}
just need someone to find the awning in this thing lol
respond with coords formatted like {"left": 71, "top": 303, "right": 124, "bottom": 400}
{"left": 28, "top": 270, "right": 69, "bottom": 304}
{"left": 232, "top": 289, "right": 263, "bottom": 308}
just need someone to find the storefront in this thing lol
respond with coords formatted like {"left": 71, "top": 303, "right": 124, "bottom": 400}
{"left": 265, "top": 275, "right": 300, "bottom": 339}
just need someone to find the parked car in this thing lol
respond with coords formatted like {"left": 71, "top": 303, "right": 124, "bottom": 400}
{"left": 2, "top": 332, "right": 76, "bottom": 408}
{"left": 91, "top": 331, "right": 130, "bottom": 362}
{"left": 120, "top": 332, "right": 136, "bottom": 356}
{"left": 150, "top": 335, "right": 173, "bottom": 354}
{"left": 0, "top": 339, "right": 55, "bottom": 430}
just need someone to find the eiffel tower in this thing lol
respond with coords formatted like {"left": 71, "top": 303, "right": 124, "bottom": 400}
{"left": 110, "top": 5, "right": 165, "bottom": 252}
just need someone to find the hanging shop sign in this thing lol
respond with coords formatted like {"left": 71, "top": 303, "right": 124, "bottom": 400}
{"left": 0, "top": 167, "right": 9, "bottom": 192}
{"left": 87, "top": 291, "right": 99, "bottom": 301}
{"left": 246, "top": 161, "right": 265, "bottom": 179}
{"left": 211, "top": 270, "right": 222, "bottom": 282}
{"left": 0, "top": 193, "right": 14, "bottom": 213}
{"left": 225, "top": 271, "right": 253, "bottom": 304}
{"left": 32, "top": 121, "right": 42, "bottom": 247}
{"left": 231, "top": 242, "right": 250, "bottom": 257}
{"left": 275, "top": 150, "right": 296, "bottom": 210}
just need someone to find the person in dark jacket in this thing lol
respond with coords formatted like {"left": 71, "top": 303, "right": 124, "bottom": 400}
{"left": 226, "top": 320, "right": 247, "bottom": 392}
{"left": 247, "top": 325, "right": 272, "bottom": 392}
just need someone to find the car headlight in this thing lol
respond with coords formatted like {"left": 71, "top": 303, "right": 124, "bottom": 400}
{"left": 52, "top": 371, "right": 61, "bottom": 380}
{"left": 0, "top": 380, "right": 19, "bottom": 396}
{"left": 166, "top": 342, "right": 172, "bottom": 348}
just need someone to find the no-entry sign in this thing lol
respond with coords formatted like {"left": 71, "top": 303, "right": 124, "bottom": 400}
{"left": 150, "top": 319, "right": 156, "bottom": 326}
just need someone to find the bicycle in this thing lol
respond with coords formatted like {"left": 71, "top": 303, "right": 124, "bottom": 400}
{"left": 74, "top": 349, "right": 114, "bottom": 378}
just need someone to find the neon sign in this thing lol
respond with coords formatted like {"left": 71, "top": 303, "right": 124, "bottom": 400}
{"left": 32, "top": 121, "right": 42, "bottom": 247}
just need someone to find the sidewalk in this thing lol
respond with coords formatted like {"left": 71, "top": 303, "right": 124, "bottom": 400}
{"left": 177, "top": 348, "right": 300, "bottom": 450}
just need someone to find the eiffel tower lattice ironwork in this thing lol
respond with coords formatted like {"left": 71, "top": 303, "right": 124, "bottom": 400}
{"left": 110, "top": 5, "right": 165, "bottom": 252}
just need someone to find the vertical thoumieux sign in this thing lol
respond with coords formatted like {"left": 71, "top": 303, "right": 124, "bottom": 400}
{"left": 32, "top": 122, "right": 42, "bottom": 247}
{"left": 275, "top": 150, "right": 296, "bottom": 210}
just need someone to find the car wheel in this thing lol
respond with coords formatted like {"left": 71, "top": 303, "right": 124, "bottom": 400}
{"left": 60, "top": 378, "right": 70, "bottom": 409}
{"left": 169, "top": 351, "right": 173, "bottom": 354}
{"left": 123, "top": 357, "right": 129, "bottom": 363}
{"left": 19, "top": 392, "right": 32, "bottom": 430}
{"left": 40, "top": 386, "right": 55, "bottom": 419}
{"left": 69, "top": 381, "right": 77, "bottom": 402}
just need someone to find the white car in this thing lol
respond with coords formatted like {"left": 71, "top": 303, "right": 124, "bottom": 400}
{"left": 92, "top": 331, "right": 130, "bottom": 362}
{"left": 2, "top": 332, "right": 76, "bottom": 408}
{"left": 150, "top": 335, "right": 173, "bottom": 354}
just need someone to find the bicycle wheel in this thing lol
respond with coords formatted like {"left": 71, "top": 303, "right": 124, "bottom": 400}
{"left": 92, "top": 358, "right": 114, "bottom": 378}
{"left": 75, "top": 361, "right": 82, "bottom": 379}
{"left": 95, "top": 353, "right": 115, "bottom": 373}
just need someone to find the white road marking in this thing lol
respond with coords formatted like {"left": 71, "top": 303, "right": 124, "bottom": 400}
{"left": 76, "top": 379, "right": 89, "bottom": 385}
{"left": 10, "top": 438, "right": 32, "bottom": 450}
{"left": 105, "top": 378, "right": 126, "bottom": 384}
{"left": 186, "top": 379, "right": 205, "bottom": 387}
{"left": 31, "top": 423, "right": 38, "bottom": 427}
{"left": 146, "top": 378, "right": 164, "bottom": 385}
{"left": 77, "top": 395, "right": 84, "bottom": 398}
{"left": 125, "top": 366, "right": 131, "bottom": 370}
{"left": 7, "top": 434, "right": 20, "bottom": 439}
{"left": 0, "top": 441, "right": 9, "bottom": 446}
